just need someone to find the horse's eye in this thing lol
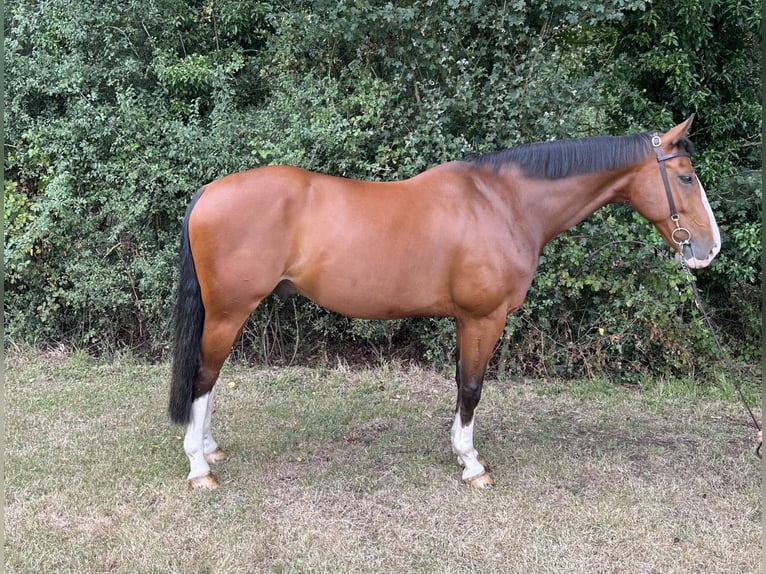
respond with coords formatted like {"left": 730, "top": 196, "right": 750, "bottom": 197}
{"left": 679, "top": 175, "right": 694, "bottom": 185}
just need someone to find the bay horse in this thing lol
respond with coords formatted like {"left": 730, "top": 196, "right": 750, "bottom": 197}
{"left": 169, "top": 116, "right": 720, "bottom": 489}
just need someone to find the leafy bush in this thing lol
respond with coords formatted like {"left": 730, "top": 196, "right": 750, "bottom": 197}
{"left": 4, "top": 0, "right": 760, "bottom": 380}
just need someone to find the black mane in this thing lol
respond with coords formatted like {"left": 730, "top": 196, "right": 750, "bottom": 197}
{"left": 464, "top": 133, "right": 695, "bottom": 179}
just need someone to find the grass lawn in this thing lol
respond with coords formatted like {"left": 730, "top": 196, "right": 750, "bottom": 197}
{"left": 4, "top": 349, "right": 762, "bottom": 573}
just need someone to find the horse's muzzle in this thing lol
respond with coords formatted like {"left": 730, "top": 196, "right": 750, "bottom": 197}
{"left": 681, "top": 241, "right": 720, "bottom": 269}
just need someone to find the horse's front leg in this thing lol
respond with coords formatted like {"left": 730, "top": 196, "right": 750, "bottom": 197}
{"left": 451, "top": 314, "right": 505, "bottom": 488}
{"left": 451, "top": 410, "right": 493, "bottom": 487}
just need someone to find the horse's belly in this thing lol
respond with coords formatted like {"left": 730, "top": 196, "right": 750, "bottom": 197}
{"left": 291, "top": 265, "right": 455, "bottom": 320}
{"left": 312, "top": 292, "right": 452, "bottom": 321}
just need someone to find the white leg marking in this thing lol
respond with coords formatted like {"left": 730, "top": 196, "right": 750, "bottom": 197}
{"left": 451, "top": 411, "right": 486, "bottom": 481}
{"left": 202, "top": 388, "right": 219, "bottom": 456}
{"left": 183, "top": 393, "right": 211, "bottom": 480}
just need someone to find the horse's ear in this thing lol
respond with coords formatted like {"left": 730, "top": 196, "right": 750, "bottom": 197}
{"left": 662, "top": 114, "right": 695, "bottom": 146}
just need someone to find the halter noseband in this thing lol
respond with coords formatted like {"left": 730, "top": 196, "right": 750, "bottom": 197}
{"left": 652, "top": 134, "right": 692, "bottom": 248}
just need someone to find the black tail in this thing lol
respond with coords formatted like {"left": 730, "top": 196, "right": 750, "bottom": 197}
{"left": 168, "top": 188, "right": 206, "bottom": 425}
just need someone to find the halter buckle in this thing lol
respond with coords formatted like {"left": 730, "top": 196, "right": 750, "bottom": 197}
{"left": 651, "top": 135, "right": 662, "bottom": 148}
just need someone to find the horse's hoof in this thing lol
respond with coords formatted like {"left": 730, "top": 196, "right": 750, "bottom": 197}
{"left": 476, "top": 456, "right": 491, "bottom": 474}
{"left": 463, "top": 471, "right": 494, "bottom": 489}
{"left": 204, "top": 448, "right": 229, "bottom": 464}
{"left": 189, "top": 472, "right": 219, "bottom": 490}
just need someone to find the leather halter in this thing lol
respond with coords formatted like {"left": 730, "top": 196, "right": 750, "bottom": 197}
{"left": 652, "top": 134, "right": 691, "bottom": 247}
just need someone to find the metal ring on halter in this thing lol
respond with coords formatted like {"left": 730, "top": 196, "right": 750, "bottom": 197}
{"left": 671, "top": 225, "right": 691, "bottom": 246}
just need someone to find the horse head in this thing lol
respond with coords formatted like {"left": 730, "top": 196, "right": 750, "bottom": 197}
{"left": 628, "top": 116, "right": 721, "bottom": 269}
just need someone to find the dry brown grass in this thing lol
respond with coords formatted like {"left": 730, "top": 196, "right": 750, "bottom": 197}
{"left": 4, "top": 350, "right": 762, "bottom": 573}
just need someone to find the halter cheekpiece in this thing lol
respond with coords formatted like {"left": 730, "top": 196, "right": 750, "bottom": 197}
{"left": 652, "top": 134, "right": 691, "bottom": 247}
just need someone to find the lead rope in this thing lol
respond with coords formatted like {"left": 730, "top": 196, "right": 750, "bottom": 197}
{"left": 677, "top": 250, "right": 762, "bottom": 459}
{"left": 652, "top": 133, "right": 761, "bottom": 459}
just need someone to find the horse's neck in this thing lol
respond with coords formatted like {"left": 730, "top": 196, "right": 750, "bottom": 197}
{"left": 513, "top": 169, "right": 630, "bottom": 247}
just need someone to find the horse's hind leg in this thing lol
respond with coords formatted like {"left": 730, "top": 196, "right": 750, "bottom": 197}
{"left": 184, "top": 309, "right": 253, "bottom": 490}
{"left": 185, "top": 391, "right": 220, "bottom": 490}
{"left": 202, "top": 389, "right": 228, "bottom": 463}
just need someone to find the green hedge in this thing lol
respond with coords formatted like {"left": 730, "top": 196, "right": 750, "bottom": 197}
{"left": 4, "top": 0, "right": 761, "bottom": 379}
